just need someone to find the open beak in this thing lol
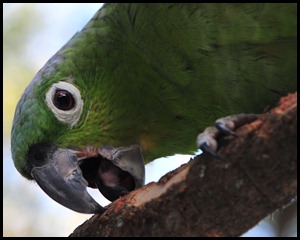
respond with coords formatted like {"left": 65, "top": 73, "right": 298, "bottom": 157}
{"left": 31, "top": 145, "right": 145, "bottom": 214}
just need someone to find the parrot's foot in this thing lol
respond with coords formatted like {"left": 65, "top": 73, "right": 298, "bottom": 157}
{"left": 197, "top": 114, "right": 259, "bottom": 157}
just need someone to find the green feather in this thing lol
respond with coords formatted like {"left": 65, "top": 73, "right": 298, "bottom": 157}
{"left": 12, "top": 3, "right": 297, "bottom": 176}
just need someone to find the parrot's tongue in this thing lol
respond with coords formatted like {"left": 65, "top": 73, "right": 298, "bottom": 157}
{"left": 76, "top": 145, "right": 145, "bottom": 202}
{"left": 80, "top": 157, "right": 135, "bottom": 201}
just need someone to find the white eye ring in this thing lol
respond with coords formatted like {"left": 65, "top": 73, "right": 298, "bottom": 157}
{"left": 45, "top": 81, "right": 83, "bottom": 127}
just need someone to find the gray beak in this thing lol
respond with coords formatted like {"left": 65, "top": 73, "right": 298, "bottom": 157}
{"left": 31, "top": 148, "right": 104, "bottom": 214}
{"left": 31, "top": 145, "right": 145, "bottom": 214}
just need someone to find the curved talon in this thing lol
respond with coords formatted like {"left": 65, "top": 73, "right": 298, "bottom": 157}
{"left": 199, "top": 142, "right": 221, "bottom": 159}
{"left": 215, "top": 122, "right": 238, "bottom": 136}
{"left": 215, "top": 113, "right": 259, "bottom": 136}
{"left": 196, "top": 127, "right": 221, "bottom": 158}
{"left": 197, "top": 114, "right": 260, "bottom": 158}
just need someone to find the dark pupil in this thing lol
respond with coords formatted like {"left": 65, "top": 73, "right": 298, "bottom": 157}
{"left": 53, "top": 90, "right": 75, "bottom": 111}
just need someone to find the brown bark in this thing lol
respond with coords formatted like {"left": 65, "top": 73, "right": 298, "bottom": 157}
{"left": 70, "top": 92, "right": 297, "bottom": 237}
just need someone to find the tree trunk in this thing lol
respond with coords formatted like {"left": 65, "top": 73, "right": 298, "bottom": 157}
{"left": 70, "top": 92, "right": 297, "bottom": 237}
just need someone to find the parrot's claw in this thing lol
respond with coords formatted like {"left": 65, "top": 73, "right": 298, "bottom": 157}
{"left": 197, "top": 126, "right": 220, "bottom": 156}
{"left": 197, "top": 114, "right": 259, "bottom": 157}
{"left": 198, "top": 142, "right": 219, "bottom": 159}
{"left": 215, "top": 121, "right": 238, "bottom": 136}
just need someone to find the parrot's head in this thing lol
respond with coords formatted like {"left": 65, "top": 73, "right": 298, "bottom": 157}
{"left": 11, "top": 29, "right": 146, "bottom": 214}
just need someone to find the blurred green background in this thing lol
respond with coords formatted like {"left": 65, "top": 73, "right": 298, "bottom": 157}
{"left": 3, "top": 3, "right": 296, "bottom": 237}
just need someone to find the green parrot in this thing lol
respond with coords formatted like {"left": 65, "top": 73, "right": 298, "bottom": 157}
{"left": 11, "top": 3, "right": 297, "bottom": 214}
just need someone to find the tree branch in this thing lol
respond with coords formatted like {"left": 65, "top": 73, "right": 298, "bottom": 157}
{"left": 70, "top": 92, "right": 297, "bottom": 237}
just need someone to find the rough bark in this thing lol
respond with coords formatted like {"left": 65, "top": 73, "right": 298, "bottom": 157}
{"left": 70, "top": 92, "right": 297, "bottom": 237}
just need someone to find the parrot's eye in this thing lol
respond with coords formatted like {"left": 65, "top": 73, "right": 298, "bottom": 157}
{"left": 45, "top": 81, "right": 83, "bottom": 127}
{"left": 54, "top": 90, "right": 75, "bottom": 111}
